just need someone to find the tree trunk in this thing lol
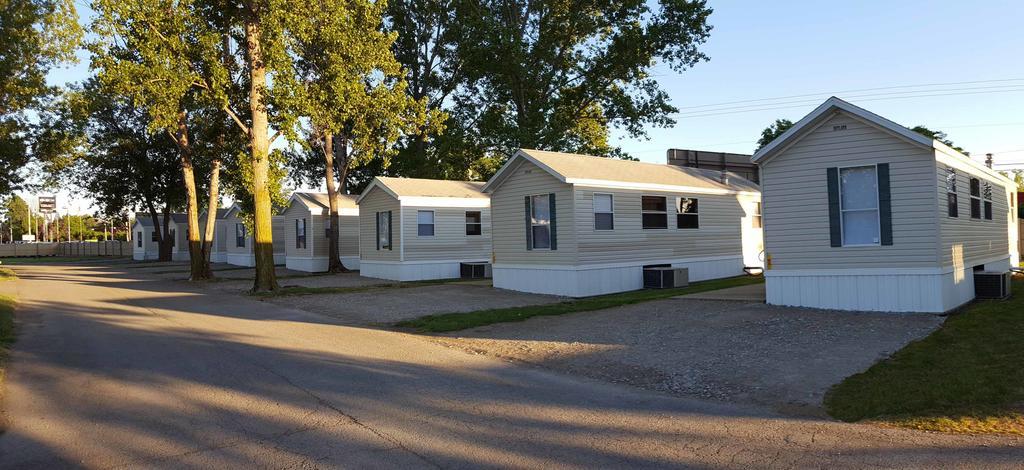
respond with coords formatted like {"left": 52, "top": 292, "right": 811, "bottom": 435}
{"left": 323, "top": 133, "right": 348, "bottom": 273}
{"left": 145, "top": 201, "right": 170, "bottom": 262}
{"left": 160, "top": 206, "right": 173, "bottom": 262}
{"left": 201, "top": 158, "right": 221, "bottom": 265}
{"left": 174, "top": 112, "right": 213, "bottom": 281}
{"left": 246, "top": 17, "right": 279, "bottom": 292}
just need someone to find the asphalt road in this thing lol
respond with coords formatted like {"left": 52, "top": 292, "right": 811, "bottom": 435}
{"left": 0, "top": 263, "right": 1021, "bottom": 468}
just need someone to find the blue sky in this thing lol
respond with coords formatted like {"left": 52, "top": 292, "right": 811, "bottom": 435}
{"left": 39, "top": 0, "right": 1024, "bottom": 213}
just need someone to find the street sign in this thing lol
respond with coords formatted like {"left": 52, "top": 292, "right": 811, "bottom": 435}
{"left": 38, "top": 195, "right": 57, "bottom": 213}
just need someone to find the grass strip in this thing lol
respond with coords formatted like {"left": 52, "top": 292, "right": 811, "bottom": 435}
{"left": 824, "top": 276, "right": 1024, "bottom": 435}
{"left": 396, "top": 275, "right": 764, "bottom": 333}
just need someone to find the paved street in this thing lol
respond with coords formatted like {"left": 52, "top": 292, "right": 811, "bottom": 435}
{"left": 0, "top": 263, "right": 1021, "bottom": 468}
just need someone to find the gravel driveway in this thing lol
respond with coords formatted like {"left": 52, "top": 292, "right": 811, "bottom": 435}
{"left": 263, "top": 283, "right": 563, "bottom": 326}
{"left": 432, "top": 298, "right": 944, "bottom": 412}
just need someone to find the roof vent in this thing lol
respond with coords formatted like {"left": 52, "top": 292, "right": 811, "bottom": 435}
{"left": 720, "top": 171, "right": 729, "bottom": 185}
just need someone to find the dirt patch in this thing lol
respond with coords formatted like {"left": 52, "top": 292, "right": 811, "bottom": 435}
{"left": 199, "top": 272, "right": 388, "bottom": 294}
{"left": 431, "top": 298, "right": 944, "bottom": 411}
{"left": 265, "top": 284, "right": 563, "bottom": 326}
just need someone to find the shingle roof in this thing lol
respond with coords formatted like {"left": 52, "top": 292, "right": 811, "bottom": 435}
{"left": 485, "top": 149, "right": 760, "bottom": 193}
{"left": 135, "top": 213, "right": 187, "bottom": 227}
{"left": 372, "top": 177, "right": 487, "bottom": 199}
{"left": 292, "top": 192, "right": 359, "bottom": 210}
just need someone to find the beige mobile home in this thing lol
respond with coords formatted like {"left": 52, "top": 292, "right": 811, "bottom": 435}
{"left": 753, "top": 97, "right": 1019, "bottom": 313}
{"left": 131, "top": 213, "right": 189, "bottom": 261}
{"left": 223, "top": 205, "right": 286, "bottom": 266}
{"left": 282, "top": 192, "right": 360, "bottom": 272}
{"left": 483, "top": 149, "right": 763, "bottom": 297}
{"left": 357, "top": 177, "right": 491, "bottom": 281}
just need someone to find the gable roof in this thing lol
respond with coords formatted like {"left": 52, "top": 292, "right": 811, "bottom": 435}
{"left": 483, "top": 149, "right": 760, "bottom": 195}
{"left": 134, "top": 213, "right": 187, "bottom": 227}
{"left": 287, "top": 192, "right": 359, "bottom": 216}
{"left": 751, "top": 97, "right": 1014, "bottom": 185}
{"left": 357, "top": 177, "right": 488, "bottom": 204}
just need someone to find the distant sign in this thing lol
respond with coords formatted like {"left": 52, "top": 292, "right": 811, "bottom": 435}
{"left": 38, "top": 195, "right": 56, "bottom": 213}
{"left": 21, "top": 234, "right": 36, "bottom": 242}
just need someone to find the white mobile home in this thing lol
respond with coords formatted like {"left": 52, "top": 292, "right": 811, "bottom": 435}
{"left": 223, "top": 205, "right": 286, "bottom": 266}
{"left": 753, "top": 97, "right": 1019, "bottom": 313}
{"left": 357, "top": 177, "right": 491, "bottom": 281}
{"left": 483, "top": 149, "right": 763, "bottom": 297}
{"left": 199, "top": 208, "right": 231, "bottom": 263}
{"left": 131, "top": 213, "right": 189, "bottom": 261}
{"left": 282, "top": 192, "right": 360, "bottom": 272}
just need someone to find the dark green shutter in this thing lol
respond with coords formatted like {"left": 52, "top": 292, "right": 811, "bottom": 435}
{"left": 525, "top": 196, "right": 533, "bottom": 250}
{"left": 826, "top": 167, "right": 842, "bottom": 247}
{"left": 877, "top": 163, "right": 893, "bottom": 246}
{"left": 375, "top": 212, "right": 380, "bottom": 250}
{"left": 387, "top": 211, "right": 393, "bottom": 250}
{"left": 549, "top": 193, "right": 557, "bottom": 250}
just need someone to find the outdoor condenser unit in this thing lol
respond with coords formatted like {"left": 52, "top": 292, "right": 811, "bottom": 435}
{"left": 974, "top": 271, "right": 1012, "bottom": 300}
{"left": 643, "top": 266, "right": 689, "bottom": 289}
{"left": 460, "top": 262, "right": 492, "bottom": 279}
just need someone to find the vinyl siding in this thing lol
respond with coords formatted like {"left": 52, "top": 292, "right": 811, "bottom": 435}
{"left": 935, "top": 149, "right": 1014, "bottom": 268}
{"left": 271, "top": 215, "right": 285, "bottom": 255}
{"left": 224, "top": 213, "right": 252, "bottom": 255}
{"left": 401, "top": 206, "right": 492, "bottom": 262}
{"left": 761, "top": 111, "right": 940, "bottom": 270}
{"left": 337, "top": 213, "right": 360, "bottom": 257}
{"left": 573, "top": 186, "right": 750, "bottom": 265}
{"left": 490, "top": 159, "right": 577, "bottom": 265}
{"left": 358, "top": 186, "right": 401, "bottom": 261}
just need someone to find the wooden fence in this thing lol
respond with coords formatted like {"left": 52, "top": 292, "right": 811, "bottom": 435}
{"left": 0, "top": 241, "right": 131, "bottom": 258}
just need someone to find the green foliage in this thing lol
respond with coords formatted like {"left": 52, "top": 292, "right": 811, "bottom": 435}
{"left": 755, "top": 119, "right": 794, "bottom": 151}
{"left": 2, "top": 196, "right": 32, "bottom": 239}
{"left": 0, "top": 0, "right": 82, "bottom": 193}
{"left": 910, "top": 125, "right": 968, "bottom": 155}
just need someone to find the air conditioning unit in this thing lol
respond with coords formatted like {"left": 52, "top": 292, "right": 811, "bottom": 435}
{"left": 460, "top": 262, "right": 492, "bottom": 279}
{"left": 643, "top": 266, "right": 689, "bottom": 289}
{"left": 974, "top": 271, "right": 1011, "bottom": 300}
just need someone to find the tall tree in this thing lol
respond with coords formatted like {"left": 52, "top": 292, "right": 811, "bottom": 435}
{"left": 910, "top": 126, "right": 967, "bottom": 155}
{"left": 756, "top": 118, "right": 794, "bottom": 151}
{"left": 0, "top": 0, "right": 81, "bottom": 193}
{"left": 2, "top": 196, "right": 32, "bottom": 240}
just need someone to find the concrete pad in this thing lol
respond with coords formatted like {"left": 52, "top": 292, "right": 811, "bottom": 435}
{"left": 675, "top": 282, "right": 766, "bottom": 302}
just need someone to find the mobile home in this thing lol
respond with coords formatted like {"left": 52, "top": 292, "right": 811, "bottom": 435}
{"left": 223, "top": 205, "right": 286, "bottom": 266}
{"left": 131, "top": 213, "right": 189, "bottom": 261}
{"left": 483, "top": 149, "right": 763, "bottom": 297}
{"left": 753, "top": 97, "right": 1019, "bottom": 313}
{"left": 282, "top": 192, "right": 360, "bottom": 272}
{"left": 357, "top": 177, "right": 491, "bottom": 281}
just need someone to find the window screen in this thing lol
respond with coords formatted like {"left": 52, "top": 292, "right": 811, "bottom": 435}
{"left": 839, "top": 166, "right": 880, "bottom": 245}
{"left": 417, "top": 210, "right": 435, "bottom": 236}
{"left": 465, "top": 211, "right": 482, "bottom": 236}
{"left": 531, "top": 194, "right": 551, "bottom": 249}
{"left": 593, "top": 194, "right": 614, "bottom": 230}
{"left": 641, "top": 196, "right": 667, "bottom": 229}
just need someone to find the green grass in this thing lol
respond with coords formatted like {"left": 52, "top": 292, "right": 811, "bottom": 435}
{"left": 396, "top": 275, "right": 764, "bottom": 333}
{"left": 0, "top": 268, "right": 15, "bottom": 281}
{"left": 253, "top": 278, "right": 459, "bottom": 297}
{"left": 825, "top": 276, "right": 1024, "bottom": 435}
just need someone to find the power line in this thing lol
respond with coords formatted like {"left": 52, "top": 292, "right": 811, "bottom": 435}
{"left": 675, "top": 78, "right": 1024, "bottom": 111}
{"left": 671, "top": 87, "right": 1024, "bottom": 119}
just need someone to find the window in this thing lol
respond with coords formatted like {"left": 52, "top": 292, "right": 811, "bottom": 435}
{"left": 170, "top": 229, "right": 176, "bottom": 247}
{"left": 235, "top": 223, "right": 246, "bottom": 248}
{"left": 151, "top": 230, "right": 159, "bottom": 242}
{"left": 465, "top": 211, "right": 482, "bottom": 236}
{"left": 969, "top": 178, "right": 981, "bottom": 219}
{"left": 376, "top": 211, "right": 391, "bottom": 250}
{"left": 752, "top": 202, "right": 763, "bottom": 228}
{"left": 417, "top": 210, "right": 435, "bottom": 236}
{"left": 530, "top": 194, "right": 552, "bottom": 249}
{"left": 137, "top": 232, "right": 143, "bottom": 248}
{"left": 641, "top": 196, "right": 668, "bottom": 229}
{"left": 946, "top": 167, "right": 958, "bottom": 217}
{"left": 676, "top": 197, "right": 699, "bottom": 229}
{"left": 295, "top": 218, "right": 306, "bottom": 249}
{"left": 593, "top": 193, "right": 614, "bottom": 230}
{"left": 839, "top": 166, "right": 880, "bottom": 246}
{"left": 983, "top": 182, "right": 993, "bottom": 220}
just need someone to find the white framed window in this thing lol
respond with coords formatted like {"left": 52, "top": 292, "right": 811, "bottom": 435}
{"left": 593, "top": 193, "right": 614, "bottom": 230}
{"left": 752, "top": 202, "right": 762, "bottom": 228}
{"left": 641, "top": 196, "right": 667, "bottom": 229}
{"left": 465, "top": 211, "right": 482, "bottom": 236}
{"left": 969, "top": 177, "right": 981, "bottom": 219}
{"left": 295, "top": 218, "right": 306, "bottom": 249}
{"left": 676, "top": 197, "right": 699, "bottom": 229}
{"left": 946, "top": 167, "right": 958, "bottom": 218}
{"left": 839, "top": 165, "right": 880, "bottom": 246}
{"left": 530, "top": 194, "right": 551, "bottom": 249}
{"left": 982, "top": 181, "right": 993, "bottom": 220}
{"left": 417, "top": 210, "right": 435, "bottom": 236}
{"left": 137, "top": 232, "right": 143, "bottom": 247}
{"left": 377, "top": 211, "right": 391, "bottom": 250}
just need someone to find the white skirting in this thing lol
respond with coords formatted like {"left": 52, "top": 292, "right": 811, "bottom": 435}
{"left": 341, "top": 256, "right": 360, "bottom": 270}
{"left": 493, "top": 255, "right": 745, "bottom": 297}
{"left": 226, "top": 252, "right": 256, "bottom": 267}
{"left": 133, "top": 250, "right": 158, "bottom": 261}
{"left": 286, "top": 256, "right": 328, "bottom": 273}
{"left": 360, "top": 259, "right": 481, "bottom": 282}
{"left": 765, "top": 256, "right": 1011, "bottom": 313}
{"left": 273, "top": 252, "right": 286, "bottom": 266}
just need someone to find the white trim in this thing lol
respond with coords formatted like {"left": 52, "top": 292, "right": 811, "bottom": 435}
{"left": 398, "top": 196, "right": 490, "bottom": 208}
{"left": 416, "top": 210, "right": 435, "bottom": 237}
{"left": 360, "top": 258, "right": 489, "bottom": 266}
{"left": 465, "top": 210, "right": 484, "bottom": 236}
{"left": 837, "top": 164, "right": 881, "bottom": 247}
{"left": 528, "top": 193, "right": 553, "bottom": 250}
{"left": 494, "top": 254, "right": 742, "bottom": 271}
{"left": 566, "top": 179, "right": 757, "bottom": 196}
{"left": 357, "top": 178, "right": 402, "bottom": 203}
{"left": 593, "top": 192, "right": 614, "bottom": 231}
{"left": 766, "top": 254, "right": 1012, "bottom": 277}
{"left": 399, "top": 206, "right": 405, "bottom": 262}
